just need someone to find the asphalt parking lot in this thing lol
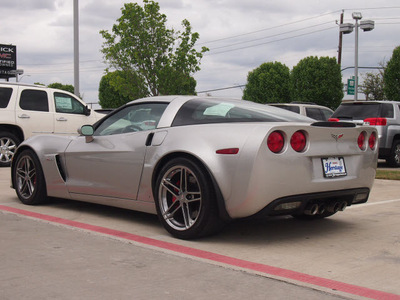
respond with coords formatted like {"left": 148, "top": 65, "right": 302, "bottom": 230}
{"left": 1, "top": 167, "right": 400, "bottom": 300}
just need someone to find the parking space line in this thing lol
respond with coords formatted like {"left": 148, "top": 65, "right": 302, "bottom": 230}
{"left": 1, "top": 204, "right": 399, "bottom": 300}
{"left": 348, "top": 198, "right": 400, "bottom": 209}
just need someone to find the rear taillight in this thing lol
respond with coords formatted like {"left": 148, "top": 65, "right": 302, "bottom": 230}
{"left": 358, "top": 131, "right": 367, "bottom": 150}
{"left": 290, "top": 130, "right": 307, "bottom": 152}
{"left": 328, "top": 118, "right": 340, "bottom": 122}
{"left": 364, "top": 118, "right": 387, "bottom": 126}
{"left": 267, "top": 131, "right": 284, "bottom": 153}
{"left": 369, "top": 132, "right": 377, "bottom": 150}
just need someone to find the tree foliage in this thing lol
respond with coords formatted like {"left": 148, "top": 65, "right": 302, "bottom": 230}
{"left": 99, "top": 0, "right": 208, "bottom": 100}
{"left": 242, "top": 62, "right": 291, "bottom": 103}
{"left": 361, "top": 71, "right": 385, "bottom": 100}
{"left": 98, "top": 71, "right": 144, "bottom": 108}
{"left": 384, "top": 46, "right": 400, "bottom": 101}
{"left": 290, "top": 56, "right": 343, "bottom": 109}
{"left": 47, "top": 83, "right": 75, "bottom": 94}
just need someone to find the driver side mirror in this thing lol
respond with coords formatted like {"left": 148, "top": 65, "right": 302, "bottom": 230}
{"left": 78, "top": 125, "right": 94, "bottom": 143}
{"left": 84, "top": 105, "right": 91, "bottom": 116}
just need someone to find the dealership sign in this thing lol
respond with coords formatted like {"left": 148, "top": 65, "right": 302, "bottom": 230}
{"left": 0, "top": 44, "right": 17, "bottom": 79}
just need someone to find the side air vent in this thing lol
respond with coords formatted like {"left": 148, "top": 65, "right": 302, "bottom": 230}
{"left": 55, "top": 155, "right": 67, "bottom": 182}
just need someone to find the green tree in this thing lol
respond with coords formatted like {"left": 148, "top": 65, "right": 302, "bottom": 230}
{"left": 361, "top": 71, "right": 385, "bottom": 100}
{"left": 100, "top": 0, "right": 207, "bottom": 99}
{"left": 99, "top": 71, "right": 145, "bottom": 108}
{"left": 243, "top": 62, "right": 291, "bottom": 103}
{"left": 47, "top": 82, "right": 75, "bottom": 94}
{"left": 291, "top": 56, "right": 343, "bottom": 109}
{"left": 384, "top": 46, "right": 400, "bottom": 101}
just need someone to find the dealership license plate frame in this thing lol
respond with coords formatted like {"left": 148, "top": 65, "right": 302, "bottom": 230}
{"left": 322, "top": 157, "right": 347, "bottom": 178}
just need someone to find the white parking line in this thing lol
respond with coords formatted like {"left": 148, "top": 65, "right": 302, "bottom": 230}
{"left": 349, "top": 198, "right": 400, "bottom": 208}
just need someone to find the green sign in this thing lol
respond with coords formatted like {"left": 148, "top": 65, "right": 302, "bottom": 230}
{"left": 347, "top": 78, "right": 355, "bottom": 95}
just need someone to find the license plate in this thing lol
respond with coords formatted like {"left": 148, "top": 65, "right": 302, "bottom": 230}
{"left": 322, "top": 157, "right": 347, "bottom": 178}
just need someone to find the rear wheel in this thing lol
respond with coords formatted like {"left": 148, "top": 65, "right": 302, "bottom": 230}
{"left": 0, "top": 132, "right": 20, "bottom": 167}
{"left": 387, "top": 140, "right": 400, "bottom": 167}
{"left": 154, "top": 158, "right": 222, "bottom": 239}
{"left": 12, "top": 149, "right": 47, "bottom": 205}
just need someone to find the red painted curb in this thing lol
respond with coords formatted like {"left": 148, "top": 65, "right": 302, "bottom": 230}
{"left": 1, "top": 204, "right": 399, "bottom": 300}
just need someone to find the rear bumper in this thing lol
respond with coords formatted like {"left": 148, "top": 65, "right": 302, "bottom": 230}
{"left": 251, "top": 188, "right": 370, "bottom": 218}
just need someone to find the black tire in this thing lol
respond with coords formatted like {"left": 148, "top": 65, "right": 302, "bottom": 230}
{"left": 387, "top": 140, "right": 400, "bottom": 168}
{"left": 0, "top": 131, "right": 21, "bottom": 167}
{"left": 12, "top": 149, "right": 48, "bottom": 205}
{"left": 154, "top": 157, "right": 222, "bottom": 239}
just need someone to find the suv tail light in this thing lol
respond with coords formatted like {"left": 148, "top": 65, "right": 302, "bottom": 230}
{"left": 267, "top": 131, "right": 284, "bottom": 153}
{"left": 290, "top": 130, "right": 307, "bottom": 152}
{"left": 328, "top": 118, "right": 339, "bottom": 122}
{"left": 364, "top": 118, "right": 387, "bottom": 126}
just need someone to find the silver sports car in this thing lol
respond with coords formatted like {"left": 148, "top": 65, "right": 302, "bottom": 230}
{"left": 11, "top": 96, "right": 378, "bottom": 239}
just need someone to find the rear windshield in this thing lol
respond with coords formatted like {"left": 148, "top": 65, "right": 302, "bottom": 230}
{"left": 0, "top": 87, "right": 13, "bottom": 108}
{"left": 331, "top": 103, "right": 393, "bottom": 120}
{"left": 172, "top": 99, "right": 307, "bottom": 126}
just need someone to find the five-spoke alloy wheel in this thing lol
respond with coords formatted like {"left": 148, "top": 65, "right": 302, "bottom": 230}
{"left": 13, "top": 149, "right": 47, "bottom": 205}
{"left": 155, "top": 158, "right": 221, "bottom": 239}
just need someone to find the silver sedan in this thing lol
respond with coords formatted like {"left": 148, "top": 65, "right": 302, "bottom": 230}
{"left": 11, "top": 96, "right": 378, "bottom": 239}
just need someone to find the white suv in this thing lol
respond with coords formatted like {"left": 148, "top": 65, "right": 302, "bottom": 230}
{"left": 268, "top": 102, "right": 333, "bottom": 121}
{"left": 0, "top": 82, "right": 103, "bottom": 166}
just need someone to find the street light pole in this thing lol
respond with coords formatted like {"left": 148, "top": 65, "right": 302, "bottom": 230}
{"left": 340, "top": 12, "right": 374, "bottom": 100}
{"left": 354, "top": 17, "right": 359, "bottom": 101}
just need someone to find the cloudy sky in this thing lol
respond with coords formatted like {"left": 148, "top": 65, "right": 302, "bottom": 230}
{"left": 1, "top": 0, "right": 400, "bottom": 107}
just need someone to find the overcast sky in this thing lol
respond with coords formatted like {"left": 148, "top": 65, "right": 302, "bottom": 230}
{"left": 1, "top": 0, "right": 400, "bottom": 106}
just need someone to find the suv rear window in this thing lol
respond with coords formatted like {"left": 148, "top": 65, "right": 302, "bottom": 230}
{"left": 331, "top": 103, "right": 393, "bottom": 120}
{"left": 0, "top": 87, "right": 13, "bottom": 108}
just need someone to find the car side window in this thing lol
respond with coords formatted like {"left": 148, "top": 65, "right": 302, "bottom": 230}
{"left": 320, "top": 108, "right": 333, "bottom": 121}
{"left": 305, "top": 107, "right": 323, "bottom": 120}
{"left": 54, "top": 92, "right": 86, "bottom": 115}
{"left": 0, "top": 87, "right": 13, "bottom": 108}
{"left": 19, "top": 89, "right": 49, "bottom": 112}
{"left": 381, "top": 103, "right": 394, "bottom": 118}
{"left": 94, "top": 103, "right": 168, "bottom": 136}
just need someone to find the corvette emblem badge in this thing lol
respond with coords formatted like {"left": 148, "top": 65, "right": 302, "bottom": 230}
{"left": 331, "top": 133, "right": 344, "bottom": 141}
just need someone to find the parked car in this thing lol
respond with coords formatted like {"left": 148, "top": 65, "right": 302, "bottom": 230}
{"left": 0, "top": 82, "right": 104, "bottom": 167}
{"left": 330, "top": 100, "right": 400, "bottom": 167}
{"left": 269, "top": 102, "right": 334, "bottom": 121}
{"left": 11, "top": 96, "right": 378, "bottom": 239}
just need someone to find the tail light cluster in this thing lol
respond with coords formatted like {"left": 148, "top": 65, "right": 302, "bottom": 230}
{"left": 267, "top": 130, "right": 377, "bottom": 154}
{"left": 267, "top": 130, "right": 307, "bottom": 153}
{"left": 358, "top": 131, "right": 377, "bottom": 151}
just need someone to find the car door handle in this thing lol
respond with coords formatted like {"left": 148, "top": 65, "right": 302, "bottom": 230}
{"left": 18, "top": 114, "right": 30, "bottom": 119}
{"left": 56, "top": 117, "right": 68, "bottom": 121}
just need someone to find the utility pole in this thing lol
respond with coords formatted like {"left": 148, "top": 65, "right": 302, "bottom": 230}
{"left": 337, "top": 10, "right": 344, "bottom": 66}
{"left": 73, "top": 0, "right": 80, "bottom": 97}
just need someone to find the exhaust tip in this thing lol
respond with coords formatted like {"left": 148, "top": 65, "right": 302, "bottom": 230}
{"left": 304, "top": 203, "right": 319, "bottom": 215}
{"left": 338, "top": 201, "right": 347, "bottom": 211}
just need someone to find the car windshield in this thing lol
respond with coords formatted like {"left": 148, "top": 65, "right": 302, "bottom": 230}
{"left": 331, "top": 103, "right": 390, "bottom": 120}
{"left": 172, "top": 99, "right": 310, "bottom": 126}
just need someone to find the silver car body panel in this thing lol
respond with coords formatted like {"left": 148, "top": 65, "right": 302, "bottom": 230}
{"left": 14, "top": 96, "right": 378, "bottom": 219}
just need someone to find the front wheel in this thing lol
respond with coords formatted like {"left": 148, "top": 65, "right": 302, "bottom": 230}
{"left": 0, "top": 132, "right": 20, "bottom": 167}
{"left": 387, "top": 140, "right": 400, "bottom": 167}
{"left": 12, "top": 149, "right": 47, "bottom": 205}
{"left": 154, "top": 158, "right": 222, "bottom": 239}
